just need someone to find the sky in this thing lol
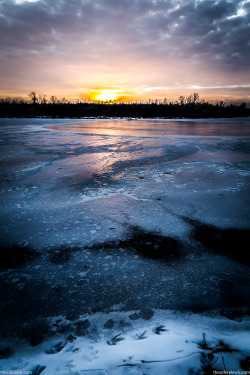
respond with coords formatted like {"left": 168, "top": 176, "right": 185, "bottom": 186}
{"left": 0, "top": 0, "right": 250, "bottom": 103}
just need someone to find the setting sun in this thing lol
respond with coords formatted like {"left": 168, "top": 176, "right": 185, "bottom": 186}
{"left": 94, "top": 90, "right": 118, "bottom": 102}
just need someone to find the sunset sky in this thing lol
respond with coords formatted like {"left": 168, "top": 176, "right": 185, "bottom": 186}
{"left": 0, "top": 0, "right": 250, "bottom": 103}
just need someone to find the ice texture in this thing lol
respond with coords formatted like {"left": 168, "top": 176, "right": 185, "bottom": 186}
{"left": 0, "top": 118, "right": 250, "bottom": 374}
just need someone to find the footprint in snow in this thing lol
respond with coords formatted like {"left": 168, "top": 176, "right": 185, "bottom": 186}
{"left": 107, "top": 333, "right": 125, "bottom": 345}
{"left": 136, "top": 330, "right": 147, "bottom": 340}
{"left": 155, "top": 325, "right": 168, "bottom": 335}
{"left": 30, "top": 365, "right": 46, "bottom": 375}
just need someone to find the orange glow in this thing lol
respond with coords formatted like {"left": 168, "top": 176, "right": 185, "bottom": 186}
{"left": 91, "top": 89, "right": 119, "bottom": 102}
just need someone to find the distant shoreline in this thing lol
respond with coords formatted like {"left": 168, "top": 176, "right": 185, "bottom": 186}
{"left": 1, "top": 115, "right": 250, "bottom": 120}
{"left": 1, "top": 101, "right": 250, "bottom": 119}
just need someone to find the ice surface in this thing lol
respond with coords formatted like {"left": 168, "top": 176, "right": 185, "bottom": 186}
{"left": 0, "top": 118, "right": 250, "bottom": 374}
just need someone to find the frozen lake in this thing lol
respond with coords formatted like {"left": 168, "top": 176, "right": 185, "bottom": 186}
{"left": 47, "top": 118, "right": 250, "bottom": 136}
{"left": 0, "top": 118, "right": 250, "bottom": 374}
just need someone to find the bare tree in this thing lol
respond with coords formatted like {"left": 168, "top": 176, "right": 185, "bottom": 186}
{"left": 178, "top": 96, "right": 185, "bottom": 105}
{"left": 186, "top": 93, "right": 200, "bottom": 104}
{"left": 193, "top": 92, "right": 200, "bottom": 104}
{"left": 28, "top": 91, "right": 38, "bottom": 104}
{"left": 38, "top": 92, "right": 47, "bottom": 104}
{"left": 50, "top": 95, "right": 58, "bottom": 104}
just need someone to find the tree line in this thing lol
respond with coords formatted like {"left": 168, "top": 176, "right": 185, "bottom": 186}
{"left": 0, "top": 92, "right": 249, "bottom": 118}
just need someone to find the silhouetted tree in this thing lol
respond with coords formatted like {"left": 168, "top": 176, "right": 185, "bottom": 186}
{"left": 179, "top": 96, "right": 185, "bottom": 105}
{"left": 193, "top": 92, "right": 200, "bottom": 104}
{"left": 28, "top": 91, "right": 38, "bottom": 104}
{"left": 50, "top": 95, "right": 58, "bottom": 104}
{"left": 38, "top": 92, "right": 47, "bottom": 104}
{"left": 1, "top": 92, "right": 249, "bottom": 118}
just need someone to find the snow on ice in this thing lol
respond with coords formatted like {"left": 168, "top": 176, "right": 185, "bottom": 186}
{"left": 0, "top": 118, "right": 250, "bottom": 374}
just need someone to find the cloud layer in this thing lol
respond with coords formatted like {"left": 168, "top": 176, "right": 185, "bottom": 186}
{"left": 0, "top": 0, "right": 250, "bottom": 101}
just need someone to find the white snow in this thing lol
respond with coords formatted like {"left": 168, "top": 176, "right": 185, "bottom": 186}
{"left": 0, "top": 311, "right": 249, "bottom": 375}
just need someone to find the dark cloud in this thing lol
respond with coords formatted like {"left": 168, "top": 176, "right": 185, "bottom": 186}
{"left": 0, "top": 0, "right": 249, "bottom": 98}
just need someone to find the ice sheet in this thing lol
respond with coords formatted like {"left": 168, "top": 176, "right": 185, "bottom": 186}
{"left": 0, "top": 118, "right": 249, "bottom": 374}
